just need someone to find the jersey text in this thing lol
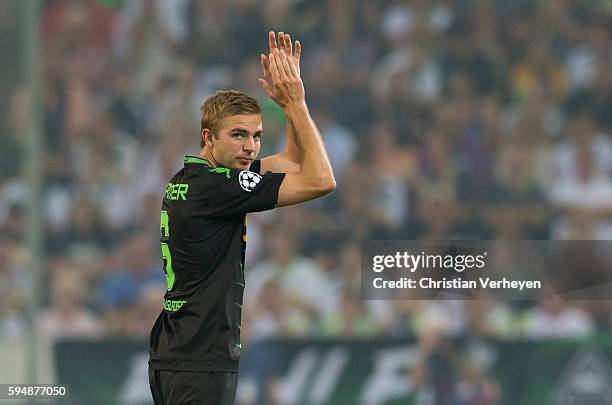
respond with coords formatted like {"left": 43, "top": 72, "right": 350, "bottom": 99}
{"left": 164, "top": 183, "right": 189, "bottom": 200}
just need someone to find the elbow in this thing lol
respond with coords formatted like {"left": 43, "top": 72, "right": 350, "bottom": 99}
{"left": 316, "top": 177, "right": 336, "bottom": 196}
{"left": 324, "top": 178, "right": 337, "bottom": 193}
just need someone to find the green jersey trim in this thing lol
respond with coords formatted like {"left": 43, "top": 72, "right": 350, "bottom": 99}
{"left": 184, "top": 156, "right": 233, "bottom": 178}
{"left": 184, "top": 156, "right": 212, "bottom": 166}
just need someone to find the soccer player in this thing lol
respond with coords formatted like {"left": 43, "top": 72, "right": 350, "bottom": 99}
{"left": 148, "top": 32, "right": 335, "bottom": 404}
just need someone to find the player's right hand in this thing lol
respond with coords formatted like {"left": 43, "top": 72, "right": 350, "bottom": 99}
{"left": 259, "top": 31, "right": 302, "bottom": 108}
{"left": 267, "top": 47, "right": 305, "bottom": 108}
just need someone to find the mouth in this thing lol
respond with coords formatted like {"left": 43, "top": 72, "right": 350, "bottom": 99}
{"left": 236, "top": 157, "right": 253, "bottom": 165}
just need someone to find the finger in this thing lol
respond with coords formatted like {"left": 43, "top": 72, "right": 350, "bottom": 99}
{"left": 277, "top": 49, "right": 292, "bottom": 82}
{"left": 295, "top": 40, "right": 301, "bottom": 62}
{"left": 278, "top": 32, "right": 285, "bottom": 52}
{"left": 273, "top": 49, "right": 289, "bottom": 83}
{"left": 260, "top": 53, "right": 271, "bottom": 78}
{"left": 268, "top": 31, "right": 277, "bottom": 52}
{"left": 268, "top": 52, "right": 277, "bottom": 83}
{"left": 258, "top": 78, "right": 273, "bottom": 97}
{"left": 286, "top": 57, "right": 300, "bottom": 79}
{"left": 285, "top": 33, "right": 292, "bottom": 56}
{"left": 269, "top": 52, "right": 281, "bottom": 85}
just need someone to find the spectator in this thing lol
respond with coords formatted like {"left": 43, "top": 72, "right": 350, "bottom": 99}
{"left": 547, "top": 123, "right": 612, "bottom": 239}
{"left": 39, "top": 268, "right": 102, "bottom": 340}
{"left": 319, "top": 290, "right": 379, "bottom": 337}
{"left": 524, "top": 298, "right": 595, "bottom": 339}
{"left": 245, "top": 229, "right": 335, "bottom": 319}
{"left": 94, "top": 233, "right": 164, "bottom": 312}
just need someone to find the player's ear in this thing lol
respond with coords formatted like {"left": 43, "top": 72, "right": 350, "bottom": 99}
{"left": 202, "top": 128, "right": 213, "bottom": 148}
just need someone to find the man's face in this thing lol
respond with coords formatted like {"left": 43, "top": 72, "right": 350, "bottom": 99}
{"left": 207, "top": 114, "right": 262, "bottom": 170}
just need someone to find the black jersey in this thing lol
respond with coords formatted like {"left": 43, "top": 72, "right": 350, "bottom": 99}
{"left": 148, "top": 155, "right": 285, "bottom": 372}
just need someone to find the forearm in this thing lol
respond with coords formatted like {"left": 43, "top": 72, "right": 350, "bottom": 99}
{"left": 284, "top": 118, "right": 304, "bottom": 163}
{"left": 284, "top": 102, "right": 334, "bottom": 186}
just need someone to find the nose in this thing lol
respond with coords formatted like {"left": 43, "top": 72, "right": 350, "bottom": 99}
{"left": 243, "top": 135, "right": 255, "bottom": 153}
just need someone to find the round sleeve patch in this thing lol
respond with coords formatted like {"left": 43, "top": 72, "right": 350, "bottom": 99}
{"left": 238, "top": 170, "right": 262, "bottom": 192}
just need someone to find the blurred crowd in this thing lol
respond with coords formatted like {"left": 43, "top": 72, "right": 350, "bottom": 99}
{"left": 0, "top": 0, "right": 611, "bottom": 349}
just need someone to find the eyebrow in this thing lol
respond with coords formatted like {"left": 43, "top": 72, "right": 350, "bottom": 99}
{"left": 231, "top": 128, "right": 263, "bottom": 136}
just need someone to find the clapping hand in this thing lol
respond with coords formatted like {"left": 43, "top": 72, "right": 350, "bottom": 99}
{"left": 259, "top": 31, "right": 302, "bottom": 108}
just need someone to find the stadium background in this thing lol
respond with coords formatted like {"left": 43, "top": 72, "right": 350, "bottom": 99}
{"left": 1, "top": 0, "right": 611, "bottom": 403}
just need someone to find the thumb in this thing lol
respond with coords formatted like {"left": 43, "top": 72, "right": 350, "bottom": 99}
{"left": 258, "top": 78, "right": 273, "bottom": 96}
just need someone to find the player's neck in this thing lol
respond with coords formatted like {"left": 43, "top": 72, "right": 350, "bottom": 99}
{"left": 200, "top": 149, "right": 219, "bottom": 168}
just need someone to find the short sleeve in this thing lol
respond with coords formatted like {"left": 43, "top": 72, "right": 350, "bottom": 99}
{"left": 250, "top": 159, "right": 262, "bottom": 174}
{"left": 193, "top": 168, "right": 285, "bottom": 217}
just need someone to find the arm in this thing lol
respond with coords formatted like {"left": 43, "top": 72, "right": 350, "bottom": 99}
{"left": 277, "top": 101, "right": 336, "bottom": 206}
{"left": 265, "top": 48, "right": 335, "bottom": 207}
{"left": 259, "top": 32, "right": 304, "bottom": 174}
{"left": 260, "top": 119, "right": 302, "bottom": 173}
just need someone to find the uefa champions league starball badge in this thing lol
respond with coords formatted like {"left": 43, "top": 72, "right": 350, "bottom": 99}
{"left": 238, "top": 170, "right": 262, "bottom": 192}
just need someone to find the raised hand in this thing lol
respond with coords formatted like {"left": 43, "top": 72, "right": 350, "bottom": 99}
{"left": 259, "top": 31, "right": 302, "bottom": 108}
{"left": 267, "top": 46, "right": 305, "bottom": 107}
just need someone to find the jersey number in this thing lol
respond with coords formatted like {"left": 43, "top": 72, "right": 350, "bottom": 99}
{"left": 160, "top": 210, "right": 175, "bottom": 291}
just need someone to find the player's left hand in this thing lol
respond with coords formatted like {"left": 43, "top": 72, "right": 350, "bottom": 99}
{"left": 259, "top": 31, "right": 301, "bottom": 108}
